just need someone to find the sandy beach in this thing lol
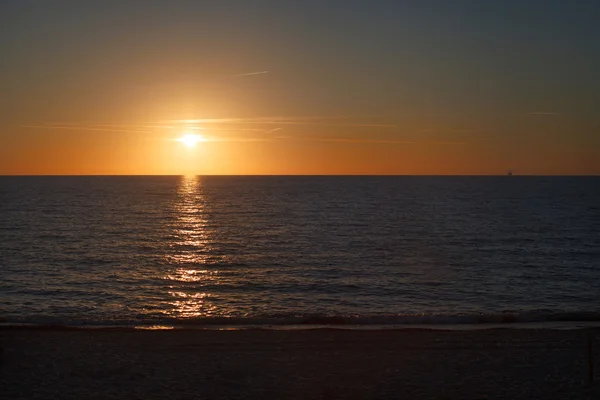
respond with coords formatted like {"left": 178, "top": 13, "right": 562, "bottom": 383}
{"left": 1, "top": 327, "right": 598, "bottom": 399}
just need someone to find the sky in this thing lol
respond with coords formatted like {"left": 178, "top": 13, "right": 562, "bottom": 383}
{"left": 1, "top": 0, "right": 599, "bottom": 175}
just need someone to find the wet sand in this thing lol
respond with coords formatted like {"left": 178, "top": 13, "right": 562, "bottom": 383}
{"left": 1, "top": 328, "right": 598, "bottom": 399}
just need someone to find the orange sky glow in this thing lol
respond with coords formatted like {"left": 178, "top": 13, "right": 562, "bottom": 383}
{"left": 1, "top": 2, "right": 598, "bottom": 175}
{"left": 2, "top": 114, "right": 597, "bottom": 175}
{"left": 1, "top": 118, "right": 597, "bottom": 176}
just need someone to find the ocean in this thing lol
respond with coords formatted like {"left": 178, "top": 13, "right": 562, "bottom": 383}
{"left": 1, "top": 176, "right": 599, "bottom": 329}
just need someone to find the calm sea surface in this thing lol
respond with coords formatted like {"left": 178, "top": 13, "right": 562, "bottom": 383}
{"left": 1, "top": 176, "right": 599, "bottom": 328}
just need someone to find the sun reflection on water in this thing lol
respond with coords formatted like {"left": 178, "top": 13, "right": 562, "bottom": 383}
{"left": 168, "top": 291, "right": 217, "bottom": 317}
{"left": 164, "top": 175, "right": 219, "bottom": 318}
{"left": 164, "top": 269, "right": 220, "bottom": 282}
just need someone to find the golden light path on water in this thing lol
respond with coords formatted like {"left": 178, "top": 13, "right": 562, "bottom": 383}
{"left": 164, "top": 175, "right": 219, "bottom": 318}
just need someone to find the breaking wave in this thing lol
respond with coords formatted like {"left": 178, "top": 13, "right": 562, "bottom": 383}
{"left": 3, "top": 311, "right": 600, "bottom": 330}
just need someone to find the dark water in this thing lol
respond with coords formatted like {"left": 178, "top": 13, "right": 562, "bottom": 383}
{"left": 1, "top": 176, "right": 599, "bottom": 328}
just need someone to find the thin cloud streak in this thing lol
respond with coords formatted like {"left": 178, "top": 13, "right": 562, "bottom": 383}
{"left": 292, "top": 137, "right": 465, "bottom": 145}
{"left": 235, "top": 70, "right": 269, "bottom": 77}
{"left": 202, "top": 127, "right": 266, "bottom": 132}
{"left": 39, "top": 117, "right": 398, "bottom": 130}
{"left": 271, "top": 121, "right": 397, "bottom": 128}
{"left": 528, "top": 112, "right": 558, "bottom": 115}
{"left": 165, "top": 116, "right": 390, "bottom": 124}
{"left": 21, "top": 123, "right": 266, "bottom": 134}
{"left": 420, "top": 129, "right": 474, "bottom": 133}
{"left": 21, "top": 125, "right": 149, "bottom": 134}
{"left": 21, "top": 123, "right": 467, "bottom": 145}
{"left": 165, "top": 118, "right": 398, "bottom": 129}
{"left": 205, "top": 137, "right": 271, "bottom": 143}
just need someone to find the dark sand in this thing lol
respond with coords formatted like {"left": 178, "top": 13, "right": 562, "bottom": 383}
{"left": 1, "top": 327, "right": 598, "bottom": 399}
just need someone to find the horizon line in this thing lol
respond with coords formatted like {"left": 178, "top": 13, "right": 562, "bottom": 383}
{"left": 1, "top": 174, "right": 598, "bottom": 177}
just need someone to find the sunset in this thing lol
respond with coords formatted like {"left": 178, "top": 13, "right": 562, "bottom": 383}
{"left": 1, "top": 2, "right": 599, "bottom": 400}
{"left": 1, "top": 1, "right": 599, "bottom": 176}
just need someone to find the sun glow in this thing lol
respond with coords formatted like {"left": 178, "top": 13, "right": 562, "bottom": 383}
{"left": 177, "top": 134, "right": 205, "bottom": 148}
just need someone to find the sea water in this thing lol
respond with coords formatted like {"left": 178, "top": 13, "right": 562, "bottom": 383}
{"left": 1, "top": 176, "right": 599, "bottom": 328}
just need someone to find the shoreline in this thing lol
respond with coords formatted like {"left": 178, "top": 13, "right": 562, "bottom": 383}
{"left": 3, "top": 320, "right": 600, "bottom": 332}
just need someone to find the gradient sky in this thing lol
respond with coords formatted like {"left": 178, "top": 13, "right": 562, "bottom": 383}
{"left": 1, "top": 0, "right": 599, "bottom": 175}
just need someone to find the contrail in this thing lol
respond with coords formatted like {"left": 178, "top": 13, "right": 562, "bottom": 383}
{"left": 235, "top": 71, "right": 269, "bottom": 77}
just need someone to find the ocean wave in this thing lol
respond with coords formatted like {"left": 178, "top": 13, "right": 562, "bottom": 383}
{"left": 3, "top": 311, "right": 600, "bottom": 330}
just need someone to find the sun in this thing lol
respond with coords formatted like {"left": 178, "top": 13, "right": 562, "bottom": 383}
{"left": 177, "top": 134, "right": 205, "bottom": 148}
